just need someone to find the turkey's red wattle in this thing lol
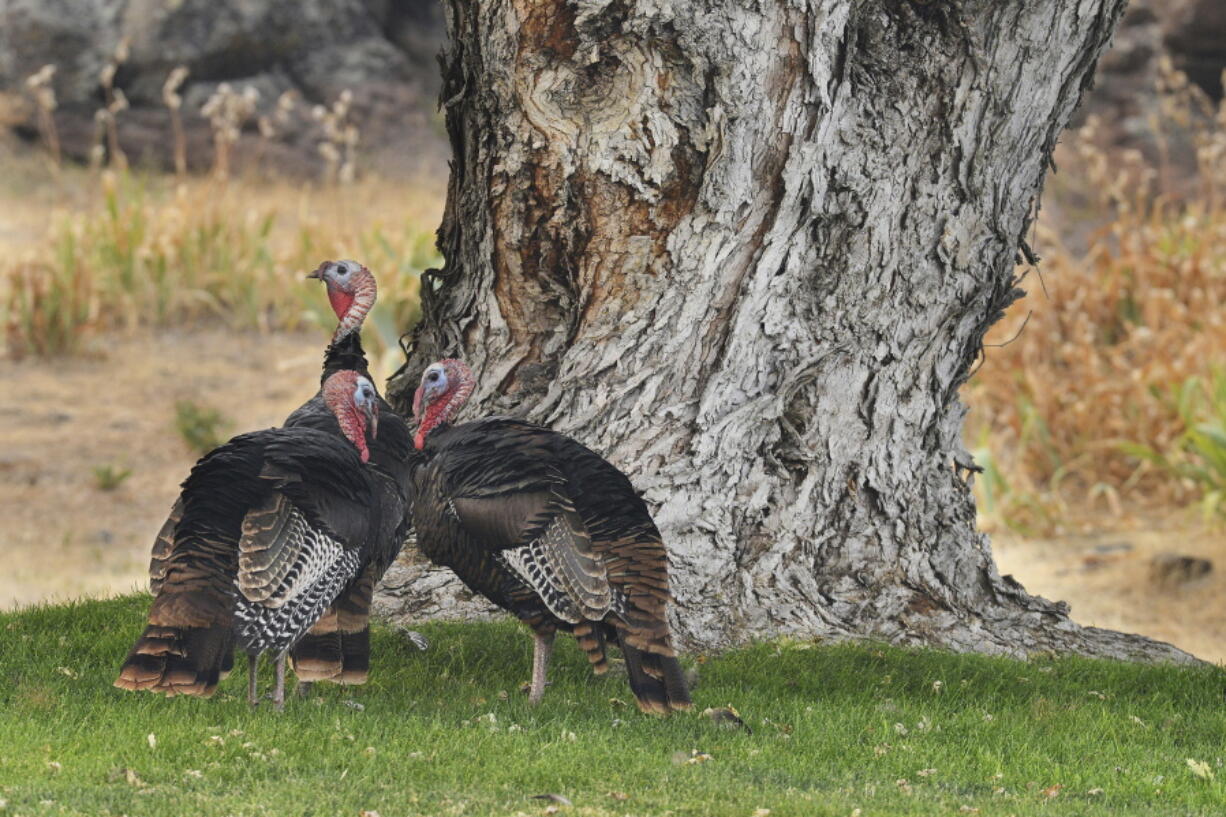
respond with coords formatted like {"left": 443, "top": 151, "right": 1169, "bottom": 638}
{"left": 414, "top": 399, "right": 449, "bottom": 450}
{"left": 327, "top": 288, "right": 354, "bottom": 321}
{"left": 323, "top": 371, "right": 371, "bottom": 462}
{"left": 338, "top": 409, "right": 371, "bottom": 463}
{"left": 413, "top": 360, "right": 476, "bottom": 450}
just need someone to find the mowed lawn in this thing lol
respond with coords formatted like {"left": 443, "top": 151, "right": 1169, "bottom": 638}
{"left": 2, "top": 596, "right": 1225, "bottom": 816}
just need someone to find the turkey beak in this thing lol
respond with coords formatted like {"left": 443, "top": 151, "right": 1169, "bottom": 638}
{"left": 306, "top": 261, "right": 328, "bottom": 280}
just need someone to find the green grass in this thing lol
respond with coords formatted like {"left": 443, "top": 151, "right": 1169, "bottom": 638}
{"left": 3, "top": 597, "right": 1226, "bottom": 816}
{"left": 172, "top": 400, "right": 231, "bottom": 457}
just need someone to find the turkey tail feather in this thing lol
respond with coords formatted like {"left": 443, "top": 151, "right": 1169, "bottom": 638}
{"left": 289, "top": 608, "right": 343, "bottom": 682}
{"left": 290, "top": 567, "right": 375, "bottom": 685}
{"left": 114, "top": 624, "right": 233, "bottom": 697}
{"left": 572, "top": 622, "right": 609, "bottom": 674}
{"left": 337, "top": 626, "right": 371, "bottom": 684}
{"left": 619, "top": 636, "right": 691, "bottom": 714}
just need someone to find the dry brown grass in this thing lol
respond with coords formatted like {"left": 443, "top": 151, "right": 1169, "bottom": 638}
{"left": 967, "top": 66, "right": 1226, "bottom": 533}
{"left": 1, "top": 163, "right": 440, "bottom": 380}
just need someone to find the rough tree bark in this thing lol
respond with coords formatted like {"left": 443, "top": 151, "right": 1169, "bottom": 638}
{"left": 377, "top": 0, "right": 1194, "bottom": 662}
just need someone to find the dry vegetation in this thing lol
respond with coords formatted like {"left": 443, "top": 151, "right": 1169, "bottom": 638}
{"left": 4, "top": 56, "right": 441, "bottom": 381}
{"left": 968, "top": 64, "right": 1226, "bottom": 534}
{"left": 1, "top": 168, "right": 438, "bottom": 380}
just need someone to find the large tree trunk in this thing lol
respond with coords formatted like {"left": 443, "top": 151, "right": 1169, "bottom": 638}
{"left": 379, "top": 0, "right": 1194, "bottom": 663}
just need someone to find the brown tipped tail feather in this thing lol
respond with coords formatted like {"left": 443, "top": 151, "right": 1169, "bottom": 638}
{"left": 289, "top": 565, "right": 377, "bottom": 685}
{"left": 289, "top": 613, "right": 372, "bottom": 685}
{"left": 619, "top": 637, "right": 691, "bottom": 715}
{"left": 115, "top": 590, "right": 234, "bottom": 697}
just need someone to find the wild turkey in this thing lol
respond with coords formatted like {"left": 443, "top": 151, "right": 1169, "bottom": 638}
{"left": 281, "top": 259, "right": 422, "bottom": 686}
{"left": 117, "top": 371, "right": 405, "bottom": 708}
{"left": 409, "top": 359, "right": 691, "bottom": 714}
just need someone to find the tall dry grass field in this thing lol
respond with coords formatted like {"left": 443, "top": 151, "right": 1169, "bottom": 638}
{"left": 1, "top": 156, "right": 441, "bottom": 381}
{"left": 967, "top": 64, "right": 1226, "bottom": 533}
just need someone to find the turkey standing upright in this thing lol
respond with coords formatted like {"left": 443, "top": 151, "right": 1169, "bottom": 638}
{"left": 408, "top": 359, "right": 691, "bottom": 713}
{"left": 280, "top": 260, "right": 421, "bottom": 686}
{"left": 117, "top": 371, "right": 404, "bottom": 709}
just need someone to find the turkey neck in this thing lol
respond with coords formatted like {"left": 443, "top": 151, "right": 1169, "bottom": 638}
{"left": 321, "top": 332, "right": 369, "bottom": 383}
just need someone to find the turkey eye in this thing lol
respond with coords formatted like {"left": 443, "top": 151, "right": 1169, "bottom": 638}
{"left": 427, "top": 372, "right": 439, "bottom": 382}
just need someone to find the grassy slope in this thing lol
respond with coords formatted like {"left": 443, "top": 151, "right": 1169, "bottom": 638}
{"left": 2, "top": 597, "right": 1225, "bottom": 816}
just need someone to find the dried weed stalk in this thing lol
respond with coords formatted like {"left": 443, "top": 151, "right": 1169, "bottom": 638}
{"left": 24, "top": 64, "right": 60, "bottom": 171}
{"left": 97, "top": 38, "right": 130, "bottom": 170}
{"left": 313, "top": 90, "right": 359, "bottom": 184}
{"left": 162, "top": 66, "right": 190, "bottom": 177}
{"left": 201, "top": 83, "right": 259, "bottom": 180}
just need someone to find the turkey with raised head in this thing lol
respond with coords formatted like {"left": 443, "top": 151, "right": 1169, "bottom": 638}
{"left": 409, "top": 359, "right": 690, "bottom": 714}
{"left": 281, "top": 259, "right": 422, "bottom": 686}
{"left": 117, "top": 370, "right": 405, "bottom": 709}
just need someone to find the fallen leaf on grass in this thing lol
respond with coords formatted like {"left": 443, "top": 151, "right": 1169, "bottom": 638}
{"left": 1187, "top": 758, "right": 1215, "bottom": 780}
{"left": 146, "top": 733, "right": 157, "bottom": 750}
{"left": 530, "top": 794, "right": 572, "bottom": 806}
{"left": 673, "top": 749, "right": 714, "bottom": 765}
{"left": 607, "top": 792, "right": 629, "bottom": 801}
{"left": 1040, "top": 784, "right": 1063, "bottom": 799}
{"left": 107, "top": 768, "right": 145, "bottom": 788}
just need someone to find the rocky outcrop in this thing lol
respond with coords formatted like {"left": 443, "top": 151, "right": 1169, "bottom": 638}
{"left": 1165, "top": 0, "right": 1226, "bottom": 102}
{"left": 0, "top": 0, "right": 446, "bottom": 176}
{"left": 1084, "top": 0, "right": 1225, "bottom": 149}
{"left": 1, "top": 0, "right": 1223, "bottom": 175}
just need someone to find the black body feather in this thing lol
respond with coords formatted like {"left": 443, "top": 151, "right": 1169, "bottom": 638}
{"left": 117, "top": 426, "right": 403, "bottom": 698}
{"left": 411, "top": 417, "right": 690, "bottom": 713}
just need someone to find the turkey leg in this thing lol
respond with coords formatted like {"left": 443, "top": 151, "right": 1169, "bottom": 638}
{"left": 247, "top": 654, "right": 259, "bottom": 707}
{"left": 528, "top": 631, "right": 554, "bottom": 705}
{"left": 271, "top": 653, "right": 288, "bottom": 711}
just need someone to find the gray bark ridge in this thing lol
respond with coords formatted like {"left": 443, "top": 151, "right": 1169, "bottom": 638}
{"left": 382, "top": 0, "right": 1196, "bottom": 665}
